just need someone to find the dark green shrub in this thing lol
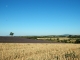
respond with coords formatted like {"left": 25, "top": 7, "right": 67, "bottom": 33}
{"left": 61, "top": 40, "right": 67, "bottom": 43}
{"left": 75, "top": 39, "right": 80, "bottom": 43}
{"left": 57, "top": 38, "right": 59, "bottom": 42}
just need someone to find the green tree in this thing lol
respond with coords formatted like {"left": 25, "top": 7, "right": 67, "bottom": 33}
{"left": 10, "top": 32, "right": 14, "bottom": 36}
{"left": 68, "top": 35, "right": 72, "bottom": 38}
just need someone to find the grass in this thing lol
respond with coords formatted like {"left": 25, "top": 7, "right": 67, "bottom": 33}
{"left": 0, "top": 43, "right": 80, "bottom": 60}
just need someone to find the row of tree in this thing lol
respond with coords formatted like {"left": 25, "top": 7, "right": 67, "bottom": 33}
{"left": 68, "top": 35, "right": 80, "bottom": 38}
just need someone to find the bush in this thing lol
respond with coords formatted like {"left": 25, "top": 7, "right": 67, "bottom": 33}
{"left": 61, "top": 40, "right": 67, "bottom": 43}
{"left": 75, "top": 39, "right": 80, "bottom": 43}
{"left": 57, "top": 38, "right": 59, "bottom": 42}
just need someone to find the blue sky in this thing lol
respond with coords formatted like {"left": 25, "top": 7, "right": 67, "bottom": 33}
{"left": 0, "top": 0, "right": 80, "bottom": 36}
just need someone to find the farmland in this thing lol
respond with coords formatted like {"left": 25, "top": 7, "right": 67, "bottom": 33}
{"left": 0, "top": 43, "right": 80, "bottom": 60}
{"left": 0, "top": 35, "right": 80, "bottom": 43}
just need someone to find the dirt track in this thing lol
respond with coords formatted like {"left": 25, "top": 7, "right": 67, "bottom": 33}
{"left": 0, "top": 36, "right": 53, "bottom": 43}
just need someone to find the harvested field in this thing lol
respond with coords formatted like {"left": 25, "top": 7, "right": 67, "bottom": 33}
{"left": 0, "top": 43, "right": 80, "bottom": 60}
{"left": 0, "top": 37, "right": 53, "bottom": 43}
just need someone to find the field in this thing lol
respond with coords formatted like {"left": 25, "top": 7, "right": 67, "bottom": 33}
{"left": 37, "top": 37, "right": 80, "bottom": 43}
{"left": 0, "top": 37, "right": 52, "bottom": 43}
{"left": 0, "top": 36, "right": 79, "bottom": 43}
{"left": 0, "top": 43, "right": 80, "bottom": 60}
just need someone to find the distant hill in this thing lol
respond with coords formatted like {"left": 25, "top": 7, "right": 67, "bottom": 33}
{"left": 63, "top": 34, "right": 70, "bottom": 36}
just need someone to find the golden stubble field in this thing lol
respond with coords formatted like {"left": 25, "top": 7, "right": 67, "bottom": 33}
{"left": 0, "top": 43, "right": 80, "bottom": 60}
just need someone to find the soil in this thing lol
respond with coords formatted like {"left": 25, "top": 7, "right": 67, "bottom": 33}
{"left": 0, "top": 36, "right": 53, "bottom": 43}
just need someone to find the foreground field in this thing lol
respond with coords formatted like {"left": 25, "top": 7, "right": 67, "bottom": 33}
{"left": 0, "top": 43, "right": 80, "bottom": 60}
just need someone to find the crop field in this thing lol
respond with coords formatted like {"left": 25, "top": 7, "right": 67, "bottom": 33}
{"left": 37, "top": 37, "right": 80, "bottom": 43}
{"left": 37, "top": 37, "right": 76, "bottom": 40}
{"left": 0, "top": 43, "right": 80, "bottom": 60}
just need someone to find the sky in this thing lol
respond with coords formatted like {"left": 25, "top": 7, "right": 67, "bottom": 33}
{"left": 0, "top": 0, "right": 80, "bottom": 36}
